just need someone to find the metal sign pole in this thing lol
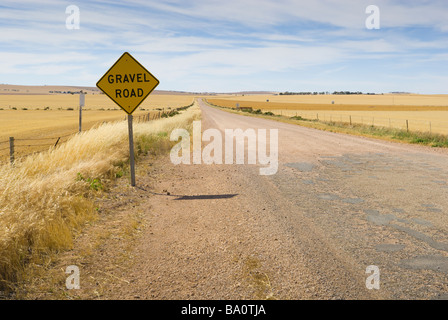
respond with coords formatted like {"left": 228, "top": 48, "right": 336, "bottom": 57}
{"left": 96, "top": 52, "right": 159, "bottom": 187}
{"left": 128, "top": 114, "right": 136, "bottom": 186}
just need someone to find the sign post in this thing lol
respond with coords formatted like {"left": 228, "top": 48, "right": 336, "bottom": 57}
{"left": 79, "top": 91, "right": 85, "bottom": 133}
{"left": 96, "top": 52, "right": 160, "bottom": 186}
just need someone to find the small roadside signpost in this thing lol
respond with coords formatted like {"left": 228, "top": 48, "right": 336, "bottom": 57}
{"left": 96, "top": 52, "right": 160, "bottom": 186}
{"left": 79, "top": 91, "right": 85, "bottom": 133}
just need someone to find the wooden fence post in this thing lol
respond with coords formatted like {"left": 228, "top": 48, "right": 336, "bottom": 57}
{"left": 9, "top": 137, "right": 14, "bottom": 165}
{"left": 406, "top": 120, "right": 409, "bottom": 132}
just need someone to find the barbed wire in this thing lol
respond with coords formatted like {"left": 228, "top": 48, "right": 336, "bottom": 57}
{"left": 0, "top": 133, "right": 77, "bottom": 164}
{"left": 14, "top": 143, "right": 56, "bottom": 147}
{"left": 13, "top": 150, "right": 47, "bottom": 159}
{"left": 13, "top": 132, "right": 77, "bottom": 141}
{"left": 14, "top": 138, "right": 58, "bottom": 141}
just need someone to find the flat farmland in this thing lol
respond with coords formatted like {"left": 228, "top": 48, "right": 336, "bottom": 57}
{"left": 0, "top": 94, "right": 194, "bottom": 162}
{"left": 266, "top": 110, "right": 448, "bottom": 135}
{"left": 0, "top": 93, "right": 194, "bottom": 110}
{"left": 207, "top": 94, "right": 448, "bottom": 135}
{"left": 212, "top": 93, "right": 448, "bottom": 107}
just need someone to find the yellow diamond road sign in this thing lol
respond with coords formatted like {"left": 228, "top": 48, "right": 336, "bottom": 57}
{"left": 96, "top": 52, "right": 159, "bottom": 114}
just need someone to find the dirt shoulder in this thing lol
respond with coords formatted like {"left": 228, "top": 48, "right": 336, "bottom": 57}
{"left": 22, "top": 149, "right": 374, "bottom": 300}
{"left": 20, "top": 153, "right": 304, "bottom": 300}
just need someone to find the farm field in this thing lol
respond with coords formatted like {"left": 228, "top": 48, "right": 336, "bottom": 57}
{"left": 0, "top": 94, "right": 195, "bottom": 162}
{"left": 264, "top": 109, "right": 448, "bottom": 135}
{"left": 0, "top": 93, "right": 194, "bottom": 111}
{"left": 212, "top": 93, "right": 448, "bottom": 107}
{"left": 207, "top": 95, "right": 448, "bottom": 135}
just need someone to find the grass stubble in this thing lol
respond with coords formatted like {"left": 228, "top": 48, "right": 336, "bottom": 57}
{"left": 0, "top": 101, "right": 200, "bottom": 296}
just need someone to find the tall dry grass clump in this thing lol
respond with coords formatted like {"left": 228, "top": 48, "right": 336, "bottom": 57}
{"left": 0, "top": 102, "right": 200, "bottom": 291}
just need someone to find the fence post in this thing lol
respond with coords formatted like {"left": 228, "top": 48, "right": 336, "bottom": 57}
{"left": 429, "top": 121, "right": 432, "bottom": 134}
{"left": 349, "top": 115, "right": 352, "bottom": 126}
{"left": 406, "top": 120, "right": 409, "bottom": 132}
{"left": 9, "top": 137, "right": 14, "bottom": 165}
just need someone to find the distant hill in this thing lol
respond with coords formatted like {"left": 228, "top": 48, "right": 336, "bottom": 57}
{"left": 0, "top": 84, "right": 200, "bottom": 95}
{"left": 0, "top": 84, "right": 281, "bottom": 96}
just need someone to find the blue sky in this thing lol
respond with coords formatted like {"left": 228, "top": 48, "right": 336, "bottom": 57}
{"left": 1, "top": 0, "right": 448, "bottom": 93}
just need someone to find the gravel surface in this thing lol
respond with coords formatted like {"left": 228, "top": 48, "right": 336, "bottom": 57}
{"left": 28, "top": 100, "right": 448, "bottom": 300}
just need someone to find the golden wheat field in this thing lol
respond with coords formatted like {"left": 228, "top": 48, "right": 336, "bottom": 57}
{"left": 0, "top": 94, "right": 194, "bottom": 162}
{"left": 0, "top": 93, "right": 194, "bottom": 110}
{"left": 207, "top": 95, "right": 448, "bottom": 135}
{"left": 213, "top": 94, "right": 448, "bottom": 107}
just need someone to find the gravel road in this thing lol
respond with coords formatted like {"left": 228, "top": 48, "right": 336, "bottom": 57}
{"left": 102, "top": 99, "right": 448, "bottom": 300}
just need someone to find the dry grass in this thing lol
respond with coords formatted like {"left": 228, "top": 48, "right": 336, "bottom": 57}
{"left": 259, "top": 109, "right": 448, "bottom": 135}
{"left": 207, "top": 97, "right": 448, "bottom": 111}
{"left": 0, "top": 95, "right": 195, "bottom": 162}
{"left": 242, "top": 256, "right": 275, "bottom": 300}
{"left": 0, "top": 102, "right": 201, "bottom": 292}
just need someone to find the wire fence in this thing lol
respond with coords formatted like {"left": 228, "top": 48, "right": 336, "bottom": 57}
{"left": 0, "top": 133, "right": 77, "bottom": 165}
{"left": 0, "top": 107, "right": 191, "bottom": 165}
{"left": 254, "top": 109, "right": 448, "bottom": 136}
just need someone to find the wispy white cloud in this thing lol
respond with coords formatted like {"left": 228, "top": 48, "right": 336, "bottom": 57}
{"left": 0, "top": 0, "right": 447, "bottom": 93}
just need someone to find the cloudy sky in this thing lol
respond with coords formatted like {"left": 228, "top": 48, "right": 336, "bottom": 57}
{"left": 1, "top": 0, "right": 448, "bottom": 93}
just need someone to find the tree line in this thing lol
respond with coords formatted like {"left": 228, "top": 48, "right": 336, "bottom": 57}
{"left": 279, "top": 91, "right": 379, "bottom": 95}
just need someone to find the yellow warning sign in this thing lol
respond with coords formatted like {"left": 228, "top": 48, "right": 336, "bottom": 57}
{"left": 96, "top": 52, "right": 160, "bottom": 114}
